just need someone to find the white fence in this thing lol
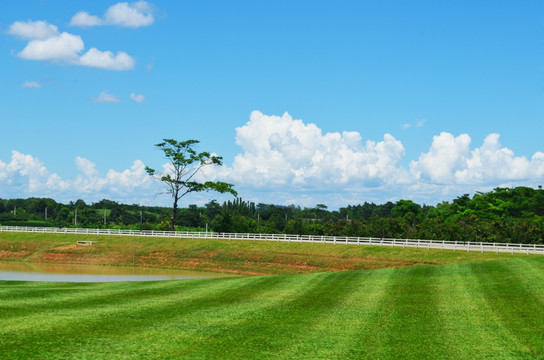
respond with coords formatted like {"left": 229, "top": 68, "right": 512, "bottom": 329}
{"left": 1, "top": 225, "right": 543, "bottom": 255}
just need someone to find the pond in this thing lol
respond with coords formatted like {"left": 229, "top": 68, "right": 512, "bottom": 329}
{"left": 0, "top": 261, "right": 231, "bottom": 282}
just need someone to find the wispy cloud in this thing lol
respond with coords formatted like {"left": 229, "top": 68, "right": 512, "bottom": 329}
{"left": 21, "top": 81, "right": 42, "bottom": 89}
{"left": 402, "top": 118, "right": 427, "bottom": 130}
{"left": 130, "top": 93, "right": 145, "bottom": 103}
{"left": 93, "top": 90, "right": 121, "bottom": 103}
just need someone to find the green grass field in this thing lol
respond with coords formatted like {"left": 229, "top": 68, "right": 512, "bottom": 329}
{"left": 1, "top": 257, "right": 544, "bottom": 359}
{"left": 1, "top": 232, "right": 544, "bottom": 358}
{"left": 0, "top": 232, "right": 534, "bottom": 274}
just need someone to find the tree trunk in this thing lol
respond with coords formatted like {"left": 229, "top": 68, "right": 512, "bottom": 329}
{"left": 171, "top": 191, "right": 179, "bottom": 232}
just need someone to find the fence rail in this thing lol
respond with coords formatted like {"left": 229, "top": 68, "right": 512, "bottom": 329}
{"left": 1, "top": 225, "right": 543, "bottom": 255}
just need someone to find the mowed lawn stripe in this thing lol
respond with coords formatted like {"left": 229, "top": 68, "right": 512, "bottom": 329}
{"left": 434, "top": 263, "right": 529, "bottom": 359}
{"left": 278, "top": 269, "right": 397, "bottom": 359}
{"left": 2, "top": 258, "right": 544, "bottom": 359}
{"left": 112, "top": 272, "right": 327, "bottom": 359}
{"left": 0, "top": 280, "right": 178, "bottom": 320}
{"left": 0, "top": 278, "right": 237, "bottom": 330}
{"left": 469, "top": 259, "right": 544, "bottom": 357}
{"left": 0, "top": 276, "right": 283, "bottom": 358}
{"left": 171, "top": 272, "right": 357, "bottom": 359}
{"left": 0, "top": 274, "right": 330, "bottom": 359}
{"left": 370, "top": 265, "right": 447, "bottom": 360}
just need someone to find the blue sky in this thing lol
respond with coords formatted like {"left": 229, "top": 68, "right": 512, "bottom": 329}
{"left": 1, "top": 0, "right": 543, "bottom": 209}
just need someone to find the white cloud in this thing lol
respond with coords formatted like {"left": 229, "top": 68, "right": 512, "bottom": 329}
{"left": 409, "top": 132, "right": 472, "bottom": 184}
{"left": 410, "top": 132, "right": 544, "bottom": 185}
{"left": 2, "top": 115, "right": 543, "bottom": 208}
{"left": 130, "top": 93, "right": 145, "bottom": 103}
{"left": 203, "top": 111, "right": 408, "bottom": 189}
{"left": 415, "top": 119, "right": 426, "bottom": 128}
{"left": 72, "top": 157, "right": 154, "bottom": 195}
{"left": 70, "top": 1, "right": 155, "bottom": 28}
{"left": 8, "top": 20, "right": 59, "bottom": 40}
{"left": 0, "top": 152, "right": 157, "bottom": 203}
{"left": 79, "top": 48, "right": 135, "bottom": 70}
{"left": 21, "top": 81, "right": 42, "bottom": 89}
{"left": 200, "top": 112, "right": 544, "bottom": 207}
{"left": 105, "top": 1, "right": 154, "bottom": 27}
{"left": 69, "top": 11, "right": 103, "bottom": 27}
{"left": 93, "top": 90, "right": 121, "bottom": 103}
{"left": 402, "top": 118, "right": 426, "bottom": 130}
{"left": 17, "top": 32, "right": 84, "bottom": 62}
{"left": 0, "top": 151, "right": 68, "bottom": 194}
{"left": 9, "top": 20, "right": 135, "bottom": 71}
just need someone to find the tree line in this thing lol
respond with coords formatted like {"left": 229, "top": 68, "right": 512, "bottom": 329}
{"left": 1, "top": 186, "right": 543, "bottom": 244}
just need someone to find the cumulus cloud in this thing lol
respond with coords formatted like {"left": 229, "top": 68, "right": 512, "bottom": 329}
{"left": 93, "top": 90, "right": 121, "bottom": 103}
{"left": 199, "top": 111, "right": 544, "bottom": 207}
{"left": 69, "top": 12, "right": 102, "bottom": 27}
{"left": 2, "top": 113, "right": 543, "bottom": 207}
{"left": 410, "top": 132, "right": 544, "bottom": 185}
{"left": 21, "top": 81, "right": 42, "bottom": 89}
{"left": 72, "top": 157, "right": 153, "bottom": 195}
{"left": 203, "top": 111, "right": 408, "bottom": 189}
{"left": 70, "top": 1, "right": 155, "bottom": 28}
{"left": 0, "top": 151, "right": 69, "bottom": 194}
{"left": 130, "top": 93, "right": 145, "bottom": 103}
{"left": 8, "top": 20, "right": 59, "bottom": 40}
{"left": 0, "top": 151, "right": 156, "bottom": 202}
{"left": 9, "top": 20, "right": 135, "bottom": 70}
{"left": 17, "top": 32, "right": 84, "bottom": 62}
{"left": 79, "top": 48, "right": 135, "bottom": 70}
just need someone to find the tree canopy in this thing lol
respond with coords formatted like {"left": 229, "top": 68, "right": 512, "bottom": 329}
{"left": 145, "top": 139, "right": 237, "bottom": 231}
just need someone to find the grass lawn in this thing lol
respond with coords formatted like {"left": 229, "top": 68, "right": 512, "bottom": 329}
{"left": 0, "top": 232, "right": 536, "bottom": 275}
{"left": 1, "top": 257, "right": 544, "bottom": 359}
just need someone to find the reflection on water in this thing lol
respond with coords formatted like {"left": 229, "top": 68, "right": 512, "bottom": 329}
{"left": 0, "top": 262, "right": 231, "bottom": 282}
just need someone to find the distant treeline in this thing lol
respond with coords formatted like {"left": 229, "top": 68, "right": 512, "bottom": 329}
{"left": 1, "top": 186, "right": 543, "bottom": 244}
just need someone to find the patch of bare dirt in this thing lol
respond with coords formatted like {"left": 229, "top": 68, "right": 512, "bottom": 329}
{"left": 0, "top": 250, "right": 31, "bottom": 259}
{"left": 51, "top": 244, "right": 79, "bottom": 251}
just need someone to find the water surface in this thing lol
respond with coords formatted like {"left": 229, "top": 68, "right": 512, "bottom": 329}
{"left": 0, "top": 261, "right": 230, "bottom": 282}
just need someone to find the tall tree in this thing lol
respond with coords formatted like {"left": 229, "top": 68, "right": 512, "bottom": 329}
{"left": 146, "top": 139, "right": 237, "bottom": 231}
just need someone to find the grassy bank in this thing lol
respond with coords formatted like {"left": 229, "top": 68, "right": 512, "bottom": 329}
{"left": 1, "top": 257, "right": 544, "bottom": 359}
{"left": 0, "top": 232, "right": 535, "bottom": 275}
